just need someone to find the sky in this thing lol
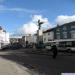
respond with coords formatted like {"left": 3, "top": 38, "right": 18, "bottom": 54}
{"left": 0, "top": 0, "right": 75, "bottom": 37}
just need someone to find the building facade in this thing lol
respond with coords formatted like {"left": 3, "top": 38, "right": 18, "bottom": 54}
{"left": 0, "top": 26, "right": 10, "bottom": 49}
{"left": 24, "top": 34, "right": 37, "bottom": 45}
{"left": 43, "top": 29, "right": 54, "bottom": 43}
{"left": 43, "top": 21, "right": 75, "bottom": 46}
{"left": 18, "top": 34, "right": 37, "bottom": 47}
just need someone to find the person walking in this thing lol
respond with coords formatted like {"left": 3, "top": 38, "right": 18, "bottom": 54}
{"left": 51, "top": 44, "right": 58, "bottom": 59}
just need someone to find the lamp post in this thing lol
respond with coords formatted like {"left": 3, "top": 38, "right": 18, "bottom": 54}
{"left": 38, "top": 20, "right": 44, "bottom": 30}
{"left": 37, "top": 20, "right": 44, "bottom": 48}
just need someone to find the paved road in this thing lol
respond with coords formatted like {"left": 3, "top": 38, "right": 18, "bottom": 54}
{"left": 0, "top": 49, "right": 75, "bottom": 75}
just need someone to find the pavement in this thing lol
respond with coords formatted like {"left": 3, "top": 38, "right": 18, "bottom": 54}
{"left": 0, "top": 57, "right": 32, "bottom": 75}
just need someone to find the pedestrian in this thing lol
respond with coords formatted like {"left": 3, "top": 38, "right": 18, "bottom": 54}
{"left": 51, "top": 44, "right": 58, "bottom": 59}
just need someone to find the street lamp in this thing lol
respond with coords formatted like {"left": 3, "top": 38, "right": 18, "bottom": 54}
{"left": 38, "top": 20, "right": 44, "bottom": 30}
{"left": 37, "top": 20, "right": 44, "bottom": 49}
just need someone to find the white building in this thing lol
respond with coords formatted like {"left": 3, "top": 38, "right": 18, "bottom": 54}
{"left": 0, "top": 26, "right": 10, "bottom": 49}
{"left": 31, "top": 34, "right": 37, "bottom": 44}
{"left": 26, "top": 34, "right": 33, "bottom": 44}
{"left": 25, "top": 34, "right": 37, "bottom": 44}
{"left": 43, "top": 29, "right": 54, "bottom": 44}
{"left": 21, "top": 34, "right": 37, "bottom": 47}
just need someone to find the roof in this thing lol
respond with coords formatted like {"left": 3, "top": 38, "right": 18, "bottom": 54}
{"left": 43, "top": 21, "right": 75, "bottom": 33}
{"left": 57, "top": 21, "right": 75, "bottom": 27}
{"left": 43, "top": 28, "right": 55, "bottom": 33}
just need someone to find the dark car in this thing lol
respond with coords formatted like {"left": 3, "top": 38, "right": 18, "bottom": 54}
{"left": 1, "top": 44, "right": 11, "bottom": 50}
{"left": 10, "top": 43, "right": 22, "bottom": 50}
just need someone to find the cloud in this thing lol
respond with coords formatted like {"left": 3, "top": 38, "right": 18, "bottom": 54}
{"left": 32, "top": 15, "right": 49, "bottom": 23}
{"left": 56, "top": 15, "right": 75, "bottom": 25}
{"left": 19, "top": 22, "right": 38, "bottom": 35}
{"left": 9, "top": 8, "right": 38, "bottom": 13}
{"left": 0, "top": 6, "right": 40, "bottom": 14}
{"left": 16, "top": 15, "right": 51, "bottom": 35}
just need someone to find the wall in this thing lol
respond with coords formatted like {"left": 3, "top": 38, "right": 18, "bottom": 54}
{"left": 0, "top": 29, "right": 10, "bottom": 49}
{"left": 43, "top": 31, "right": 54, "bottom": 43}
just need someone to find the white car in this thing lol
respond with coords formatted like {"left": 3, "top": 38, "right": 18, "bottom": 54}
{"left": 45, "top": 43, "right": 52, "bottom": 50}
{"left": 57, "top": 45, "right": 75, "bottom": 52}
{"left": 45, "top": 45, "right": 51, "bottom": 50}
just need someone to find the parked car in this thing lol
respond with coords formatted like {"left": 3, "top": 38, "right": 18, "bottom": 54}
{"left": 45, "top": 43, "right": 51, "bottom": 50}
{"left": 40, "top": 43, "right": 52, "bottom": 53}
{"left": 57, "top": 45, "right": 72, "bottom": 52}
{"left": 10, "top": 43, "right": 22, "bottom": 50}
{"left": 45, "top": 45, "right": 51, "bottom": 50}
{"left": 1, "top": 44, "right": 11, "bottom": 50}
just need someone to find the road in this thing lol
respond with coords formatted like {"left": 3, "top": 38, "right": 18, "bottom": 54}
{"left": 0, "top": 48, "right": 75, "bottom": 75}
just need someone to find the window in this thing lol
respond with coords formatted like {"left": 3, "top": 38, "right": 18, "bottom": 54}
{"left": 63, "top": 26, "right": 67, "bottom": 30}
{"left": 44, "top": 38, "right": 46, "bottom": 41}
{"left": 71, "top": 25, "right": 75, "bottom": 29}
{"left": 63, "top": 32, "right": 67, "bottom": 39}
{"left": 48, "top": 37, "right": 51, "bottom": 41}
{"left": 56, "top": 28, "right": 60, "bottom": 32}
{"left": 72, "top": 41, "right": 75, "bottom": 47}
{"left": 48, "top": 32, "right": 50, "bottom": 35}
{"left": 49, "top": 32, "right": 54, "bottom": 40}
{"left": 57, "top": 35, "right": 60, "bottom": 39}
{"left": 71, "top": 31, "right": 75, "bottom": 39}
{"left": 56, "top": 33, "right": 60, "bottom": 39}
{"left": 66, "top": 42, "right": 72, "bottom": 46}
